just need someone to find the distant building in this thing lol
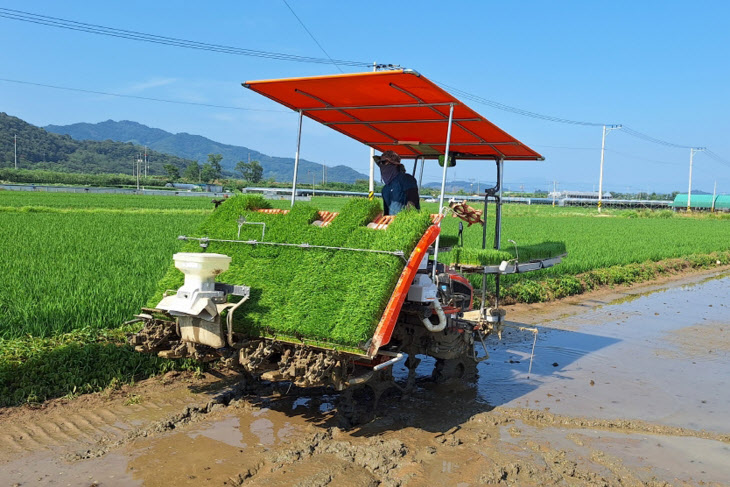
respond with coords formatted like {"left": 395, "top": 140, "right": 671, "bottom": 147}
{"left": 165, "top": 183, "right": 223, "bottom": 193}
{"left": 547, "top": 190, "right": 612, "bottom": 199}
{"left": 672, "top": 193, "right": 730, "bottom": 211}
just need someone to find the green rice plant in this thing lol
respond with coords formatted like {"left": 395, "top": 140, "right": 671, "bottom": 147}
{"left": 0, "top": 210, "right": 206, "bottom": 338}
{"left": 0, "top": 325, "right": 198, "bottom": 406}
{"left": 0, "top": 191, "right": 216, "bottom": 210}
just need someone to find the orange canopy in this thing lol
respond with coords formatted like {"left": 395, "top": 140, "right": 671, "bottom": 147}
{"left": 243, "top": 69, "right": 542, "bottom": 161}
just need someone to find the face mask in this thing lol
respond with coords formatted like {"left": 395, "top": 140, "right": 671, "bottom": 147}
{"left": 379, "top": 164, "right": 400, "bottom": 185}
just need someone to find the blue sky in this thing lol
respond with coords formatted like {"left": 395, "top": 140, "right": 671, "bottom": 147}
{"left": 1, "top": 1, "right": 728, "bottom": 193}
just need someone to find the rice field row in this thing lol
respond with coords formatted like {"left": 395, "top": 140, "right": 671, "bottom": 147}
{"left": 0, "top": 191, "right": 728, "bottom": 405}
{"left": 0, "top": 191, "right": 216, "bottom": 210}
{"left": 0, "top": 210, "right": 207, "bottom": 339}
{"left": 437, "top": 211, "right": 730, "bottom": 278}
{"left": 1, "top": 192, "right": 729, "bottom": 341}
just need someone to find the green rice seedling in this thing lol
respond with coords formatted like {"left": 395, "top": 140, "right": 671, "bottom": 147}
{"left": 446, "top": 241, "right": 565, "bottom": 266}
{"left": 150, "top": 196, "right": 432, "bottom": 349}
{"left": 449, "top": 248, "right": 513, "bottom": 266}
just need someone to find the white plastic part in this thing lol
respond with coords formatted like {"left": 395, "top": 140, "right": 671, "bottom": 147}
{"left": 173, "top": 252, "right": 231, "bottom": 295}
{"left": 407, "top": 273, "right": 438, "bottom": 302}
{"left": 157, "top": 252, "right": 231, "bottom": 322}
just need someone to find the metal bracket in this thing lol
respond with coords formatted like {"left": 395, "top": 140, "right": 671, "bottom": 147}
{"left": 237, "top": 215, "right": 266, "bottom": 240}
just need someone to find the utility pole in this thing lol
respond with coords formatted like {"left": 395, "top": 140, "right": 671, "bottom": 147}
{"left": 144, "top": 146, "right": 148, "bottom": 178}
{"left": 136, "top": 154, "right": 142, "bottom": 190}
{"left": 14, "top": 134, "right": 17, "bottom": 169}
{"left": 552, "top": 180, "right": 557, "bottom": 206}
{"left": 711, "top": 180, "right": 717, "bottom": 212}
{"left": 598, "top": 124, "right": 622, "bottom": 213}
{"left": 687, "top": 147, "right": 705, "bottom": 211}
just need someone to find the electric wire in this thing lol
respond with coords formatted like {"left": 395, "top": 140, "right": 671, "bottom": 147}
{"left": 434, "top": 82, "right": 730, "bottom": 162}
{"left": 0, "top": 77, "right": 290, "bottom": 113}
{"left": 619, "top": 126, "right": 696, "bottom": 149}
{"left": 3, "top": 8, "right": 727, "bottom": 164}
{"left": 604, "top": 148, "right": 683, "bottom": 166}
{"left": 705, "top": 150, "right": 730, "bottom": 167}
{"left": 0, "top": 7, "right": 371, "bottom": 67}
{"left": 434, "top": 80, "right": 607, "bottom": 127}
{"left": 532, "top": 144, "right": 598, "bottom": 151}
{"left": 281, "top": 0, "right": 344, "bottom": 73}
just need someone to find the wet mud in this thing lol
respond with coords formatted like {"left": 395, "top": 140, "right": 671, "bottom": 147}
{"left": 2, "top": 270, "right": 730, "bottom": 486}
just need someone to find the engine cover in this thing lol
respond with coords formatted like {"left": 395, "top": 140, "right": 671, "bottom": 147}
{"left": 407, "top": 273, "right": 438, "bottom": 302}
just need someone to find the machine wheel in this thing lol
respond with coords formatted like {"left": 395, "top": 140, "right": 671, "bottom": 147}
{"left": 336, "top": 369, "right": 403, "bottom": 429}
{"left": 431, "top": 356, "right": 478, "bottom": 384}
{"left": 337, "top": 384, "right": 376, "bottom": 429}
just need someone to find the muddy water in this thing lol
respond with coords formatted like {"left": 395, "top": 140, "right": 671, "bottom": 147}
{"left": 2, "top": 271, "right": 730, "bottom": 486}
{"left": 475, "top": 272, "right": 730, "bottom": 432}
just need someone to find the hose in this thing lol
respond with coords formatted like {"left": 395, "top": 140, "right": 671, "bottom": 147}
{"left": 421, "top": 300, "right": 447, "bottom": 333}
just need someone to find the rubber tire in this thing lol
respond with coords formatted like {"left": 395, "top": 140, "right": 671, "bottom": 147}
{"left": 431, "top": 356, "right": 478, "bottom": 384}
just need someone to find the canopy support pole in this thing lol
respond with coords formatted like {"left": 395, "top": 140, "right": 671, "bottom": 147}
{"left": 494, "top": 158, "right": 504, "bottom": 309}
{"left": 432, "top": 103, "right": 455, "bottom": 281}
{"left": 291, "top": 109, "right": 303, "bottom": 207}
{"left": 368, "top": 62, "right": 377, "bottom": 194}
{"left": 418, "top": 157, "right": 425, "bottom": 190}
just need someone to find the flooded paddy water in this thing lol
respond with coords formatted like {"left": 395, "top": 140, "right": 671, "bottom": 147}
{"left": 1, "top": 270, "right": 729, "bottom": 486}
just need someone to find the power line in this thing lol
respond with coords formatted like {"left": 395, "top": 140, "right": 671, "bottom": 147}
{"left": 0, "top": 77, "right": 290, "bottom": 113}
{"left": 705, "top": 149, "right": 730, "bottom": 167}
{"left": 532, "top": 144, "right": 598, "bottom": 151}
{"left": 604, "top": 148, "right": 683, "bottom": 166}
{"left": 0, "top": 7, "right": 371, "bottom": 67}
{"left": 619, "top": 126, "right": 694, "bottom": 149}
{"left": 3, "top": 8, "right": 726, "bottom": 163}
{"left": 281, "top": 0, "right": 343, "bottom": 73}
{"left": 435, "top": 80, "right": 607, "bottom": 127}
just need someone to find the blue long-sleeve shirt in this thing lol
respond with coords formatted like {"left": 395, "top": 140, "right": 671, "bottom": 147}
{"left": 382, "top": 173, "right": 421, "bottom": 215}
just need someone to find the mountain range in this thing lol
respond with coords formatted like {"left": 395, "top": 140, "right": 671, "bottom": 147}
{"left": 45, "top": 119, "right": 368, "bottom": 183}
{"left": 0, "top": 112, "right": 193, "bottom": 175}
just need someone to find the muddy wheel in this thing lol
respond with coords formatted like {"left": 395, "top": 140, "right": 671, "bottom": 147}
{"left": 337, "top": 385, "right": 376, "bottom": 429}
{"left": 431, "top": 356, "right": 478, "bottom": 384}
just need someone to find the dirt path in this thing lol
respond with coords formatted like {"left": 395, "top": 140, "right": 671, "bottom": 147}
{"left": 2, "top": 270, "right": 729, "bottom": 486}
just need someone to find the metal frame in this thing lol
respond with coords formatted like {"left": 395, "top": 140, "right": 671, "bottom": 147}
{"left": 431, "top": 104, "right": 455, "bottom": 280}
{"left": 291, "top": 110, "right": 303, "bottom": 207}
{"left": 275, "top": 71, "right": 534, "bottom": 312}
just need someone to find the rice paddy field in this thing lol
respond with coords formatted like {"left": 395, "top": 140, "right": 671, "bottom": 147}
{"left": 1, "top": 190, "right": 730, "bottom": 405}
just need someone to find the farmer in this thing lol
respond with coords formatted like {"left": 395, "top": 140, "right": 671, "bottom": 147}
{"left": 375, "top": 150, "right": 420, "bottom": 215}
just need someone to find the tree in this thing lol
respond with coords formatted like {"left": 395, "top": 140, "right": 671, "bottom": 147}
{"left": 183, "top": 161, "right": 200, "bottom": 181}
{"left": 207, "top": 153, "right": 223, "bottom": 179}
{"left": 235, "top": 160, "right": 264, "bottom": 183}
{"left": 163, "top": 163, "right": 180, "bottom": 180}
{"left": 200, "top": 163, "right": 218, "bottom": 183}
